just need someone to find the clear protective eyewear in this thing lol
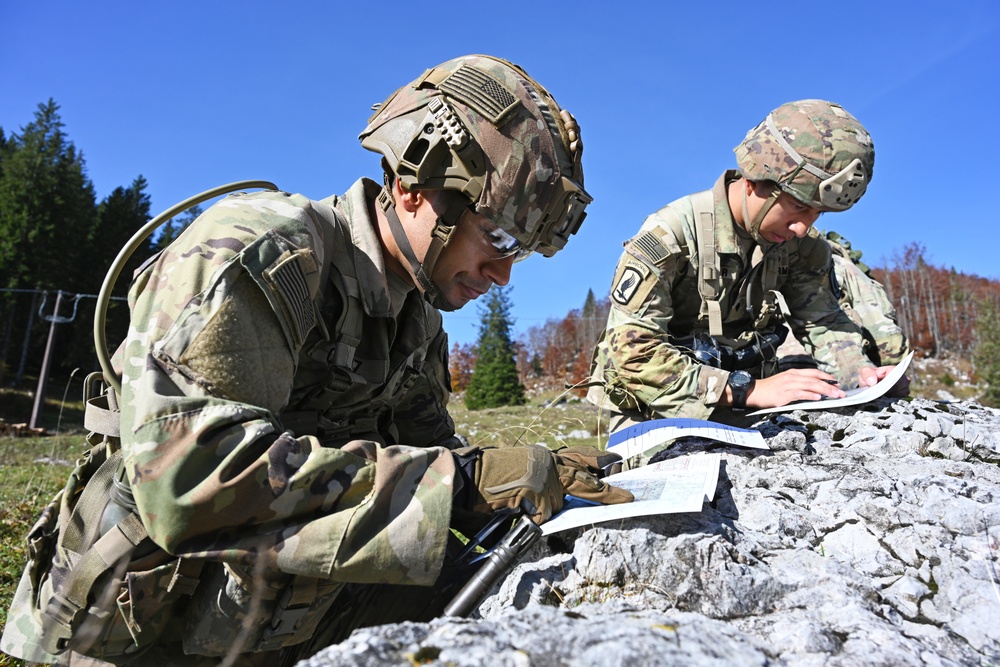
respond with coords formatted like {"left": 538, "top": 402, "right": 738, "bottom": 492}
{"left": 475, "top": 174, "right": 592, "bottom": 260}
{"left": 480, "top": 222, "right": 533, "bottom": 262}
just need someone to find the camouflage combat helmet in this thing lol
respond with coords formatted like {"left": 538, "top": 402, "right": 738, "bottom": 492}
{"left": 359, "top": 54, "right": 590, "bottom": 310}
{"left": 734, "top": 99, "right": 875, "bottom": 212}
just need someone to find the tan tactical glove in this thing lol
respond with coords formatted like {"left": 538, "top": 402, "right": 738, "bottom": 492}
{"left": 551, "top": 445, "right": 634, "bottom": 506}
{"left": 453, "top": 445, "right": 633, "bottom": 525}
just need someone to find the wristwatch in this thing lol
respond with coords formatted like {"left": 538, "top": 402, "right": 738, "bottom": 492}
{"left": 728, "top": 370, "right": 754, "bottom": 411}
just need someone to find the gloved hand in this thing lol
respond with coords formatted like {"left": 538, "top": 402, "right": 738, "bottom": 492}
{"left": 453, "top": 445, "right": 633, "bottom": 525}
{"left": 551, "top": 445, "right": 634, "bottom": 506}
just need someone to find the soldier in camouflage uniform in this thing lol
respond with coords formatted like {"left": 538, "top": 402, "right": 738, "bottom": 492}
{"left": 588, "top": 100, "right": 909, "bottom": 432}
{"left": 1, "top": 55, "right": 631, "bottom": 666}
{"left": 825, "top": 230, "right": 909, "bottom": 366}
{"left": 776, "top": 229, "right": 910, "bottom": 372}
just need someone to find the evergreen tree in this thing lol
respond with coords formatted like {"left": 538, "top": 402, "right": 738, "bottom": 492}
{"left": 66, "top": 176, "right": 154, "bottom": 371}
{"left": 973, "top": 297, "right": 1000, "bottom": 408}
{"left": 0, "top": 100, "right": 97, "bottom": 293}
{"left": 0, "top": 100, "right": 152, "bottom": 384}
{"left": 0, "top": 100, "right": 98, "bottom": 384}
{"left": 465, "top": 285, "right": 526, "bottom": 410}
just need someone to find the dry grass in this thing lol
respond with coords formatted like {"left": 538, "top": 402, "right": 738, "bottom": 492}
{"left": 448, "top": 389, "right": 610, "bottom": 451}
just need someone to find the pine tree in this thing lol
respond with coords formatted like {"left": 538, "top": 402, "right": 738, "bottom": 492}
{"left": 0, "top": 100, "right": 98, "bottom": 384}
{"left": 973, "top": 297, "right": 1000, "bottom": 408}
{"left": 68, "top": 176, "right": 154, "bottom": 371}
{"left": 465, "top": 285, "right": 526, "bottom": 410}
{"left": 0, "top": 100, "right": 97, "bottom": 293}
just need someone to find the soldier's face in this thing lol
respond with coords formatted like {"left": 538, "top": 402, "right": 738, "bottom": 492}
{"left": 431, "top": 210, "right": 517, "bottom": 309}
{"left": 752, "top": 185, "right": 822, "bottom": 244}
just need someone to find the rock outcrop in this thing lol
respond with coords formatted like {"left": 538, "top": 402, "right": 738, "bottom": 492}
{"left": 300, "top": 398, "right": 1000, "bottom": 666}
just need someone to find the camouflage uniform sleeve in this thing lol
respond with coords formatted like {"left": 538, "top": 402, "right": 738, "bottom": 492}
{"left": 782, "top": 236, "right": 874, "bottom": 385}
{"left": 119, "top": 194, "right": 454, "bottom": 586}
{"left": 591, "top": 238, "right": 728, "bottom": 422}
{"left": 391, "top": 312, "right": 461, "bottom": 449}
{"left": 832, "top": 253, "right": 910, "bottom": 365}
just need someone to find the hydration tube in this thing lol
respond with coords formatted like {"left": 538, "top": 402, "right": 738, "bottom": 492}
{"left": 94, "top": 180, "right": 278, "bottom": 394}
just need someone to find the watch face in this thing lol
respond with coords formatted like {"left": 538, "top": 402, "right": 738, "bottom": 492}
{"left": 729, "top": 370, "right": 752, "bottom": 410}
{"left": 730, "top": 371, "right": 752, "bottom": 389}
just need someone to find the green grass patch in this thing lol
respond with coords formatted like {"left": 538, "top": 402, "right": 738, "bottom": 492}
{"left": 0, "top": 435, "right": 80, "bottom": 667}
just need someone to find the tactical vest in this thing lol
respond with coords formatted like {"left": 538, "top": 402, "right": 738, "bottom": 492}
{"left": 1, "top": 196, "right": 434, "bottom": 663}
{"left": 684, "top": 190, "right": 790, "bottom": 348}
{"left": 278, "top": 193, "right": 437, "bottom": 447}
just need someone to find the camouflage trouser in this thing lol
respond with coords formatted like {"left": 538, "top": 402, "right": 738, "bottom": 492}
{"left": 56, "top": 541, "right": 481, "bottom": 666}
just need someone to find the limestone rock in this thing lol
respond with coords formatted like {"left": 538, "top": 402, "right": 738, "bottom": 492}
{"left": 300, "top": 398, "right": 1000, "bottom": 666}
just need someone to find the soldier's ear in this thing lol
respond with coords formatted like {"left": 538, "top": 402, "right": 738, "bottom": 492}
{"left": 394, "top": 180, "right": 424, "bottom": 214}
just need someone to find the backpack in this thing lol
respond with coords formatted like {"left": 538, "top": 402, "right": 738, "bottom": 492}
{"left": 1, "top": 181, "right": 307, "bottom": 663}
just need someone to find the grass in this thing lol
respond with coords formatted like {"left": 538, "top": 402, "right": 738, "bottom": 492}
{"left": 448, "top": 389, "right": 611, "bottom": 452}
{"left": 0, "top": 374, "right": 88, "bottom": 667}
{"left": 0, "top": 434, "right": 80, "bottom": 667}
{"left": 0, "top": 371, "right": 88, "bottom": 436}
{"left": 908, "top": 354, "right": 981, "bottom": 401}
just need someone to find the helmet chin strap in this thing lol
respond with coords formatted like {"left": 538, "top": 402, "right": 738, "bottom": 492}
{"left": 741, "top": 181, "right": 782, "bottom": 246}
{"left": 376, "top": 183, "right": 468, "bottom": 312}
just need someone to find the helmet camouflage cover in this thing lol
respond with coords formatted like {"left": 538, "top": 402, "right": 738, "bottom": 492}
{"left": 734, "top": 99, "right": 875, "bottom": 211}
{"left": 359, "top": 54, "right": 590, "bottom": 257}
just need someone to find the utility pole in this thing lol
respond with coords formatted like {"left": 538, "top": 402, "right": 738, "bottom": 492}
{"left": 29, "top": 291, "right": 70, "bottom": 430}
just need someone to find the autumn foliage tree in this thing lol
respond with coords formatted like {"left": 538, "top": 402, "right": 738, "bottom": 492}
{"left": 519, "top": 290, "right": 610, "bottom": 395}
{"left": 448, "top": 342, "right": 476, "bottom": 393}
{"left": 873, "top": 242, "right": 1000, "bottom": 357}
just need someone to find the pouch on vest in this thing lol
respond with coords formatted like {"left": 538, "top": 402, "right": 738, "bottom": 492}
{"left": 181, "top": 561, "right": 344, "bottom": 656}
{"left": 1, "top": 373, "right": 200, "bottom": 663}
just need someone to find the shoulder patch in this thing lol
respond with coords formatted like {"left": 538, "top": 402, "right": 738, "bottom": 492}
{"left": 612, "top": 265, "right": 643, "bottom": 305}
{"left": 264, "top": 250, "right": 318, "bottom": 347}
{"left": 610, "top": 258, "right": 657, "bottom": 310}
{"left": 631, "top": 231, "right": 670, "bottom": 265}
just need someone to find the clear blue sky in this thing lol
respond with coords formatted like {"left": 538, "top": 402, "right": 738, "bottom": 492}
{"left": 2, "top": 1, "right": 997, "bottom": 346}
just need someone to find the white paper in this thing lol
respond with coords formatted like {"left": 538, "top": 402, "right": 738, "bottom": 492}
{"left": 541, "top": 453, "right": 721, "bottom": 535}
{"left": 607, "top": 417, "right": 768, "bottom": 461}
{"left": 747, "top": 351, "right": 914, "bottom": 417}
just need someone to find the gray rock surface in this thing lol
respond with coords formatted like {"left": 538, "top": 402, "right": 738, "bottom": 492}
{"left": 300, "top": 398, "right": 1000, "bottom": 666}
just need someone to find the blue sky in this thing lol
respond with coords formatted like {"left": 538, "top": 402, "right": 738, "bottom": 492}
{"left": 2, "top": 1, "right": 997, "bottom": 346}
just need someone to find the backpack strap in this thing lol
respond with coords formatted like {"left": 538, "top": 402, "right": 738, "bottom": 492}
{"left": 692, "top": 190, "right": 724, "bottom": 337}
{"left": 39, "top": 447, "right": 141, "bottom": 652}
{"left": 316, "top": 200, "right": 363, "bottom": 370}
{"left": 283, "top": 202, "right": 368, "bottom": 432}
{"left": 82, "top": 372, "right": 120, "bottom": 438}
